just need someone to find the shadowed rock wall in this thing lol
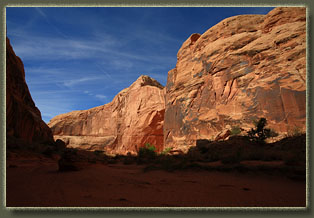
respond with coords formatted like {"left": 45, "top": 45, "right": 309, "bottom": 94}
{"left": 6, "top": 37, "right": 54, "bottom": 147}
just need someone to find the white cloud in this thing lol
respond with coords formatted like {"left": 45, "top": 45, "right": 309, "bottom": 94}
{"left": 95, "top": 94, "right": 107, "bottom": 100}
{"left": 63, "top": 76, "right": 105, "bottom": 87}
{"left": 94, "top": 94, "right": 109, "bottom": 104}
{"left": 111, "top": 59, "right": 133, "bottom": 70}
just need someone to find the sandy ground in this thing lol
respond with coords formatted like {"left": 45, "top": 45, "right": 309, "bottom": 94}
{"left": 6, "top": 153, "right": 306, "bottom": 207}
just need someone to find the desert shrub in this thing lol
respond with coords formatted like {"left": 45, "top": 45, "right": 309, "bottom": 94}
{"left": 247, "top": 118, "right": 273, "bottom": 143}
{"left": 137, "top": 143, "right": 157, "bottom": 163}
{"left": 160, "top": 147, "right": 172, "bottom": 155}
{"left": 230, "top": 126, "right": 241, "bottom": 136}
{"left": 144, "top": 143, "right": 156, "bottom": 152}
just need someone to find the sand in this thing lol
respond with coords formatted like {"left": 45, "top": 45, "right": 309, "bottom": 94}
{"left": 6, "top": 153, "right": 306, "bottom": 208}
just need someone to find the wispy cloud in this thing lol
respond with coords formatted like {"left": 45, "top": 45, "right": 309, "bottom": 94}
{"left": 10, "top": 33, "right": 175, "bottom": 66}
{"left": 63, "top": 76, "right": 105, "bottom": 87}
{"left": 35, "top": 7, "right": 69, "bottom": 39}
{"left": 95, "top": 94, "right": 107, "bottom": 100}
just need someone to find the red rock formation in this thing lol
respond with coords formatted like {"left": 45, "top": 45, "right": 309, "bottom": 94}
{"left": 6, "top": 37, "right": 54, "bottom": 146}
{"left": 164, "top": 7, "right": 306, "bottom": 151}
{"left": 48, "top": 75, "right": 165, "bottom": 155}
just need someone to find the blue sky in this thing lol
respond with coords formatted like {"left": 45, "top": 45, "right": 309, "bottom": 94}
{"left": 6, "top": 7, "right": 274, "bottom": 123}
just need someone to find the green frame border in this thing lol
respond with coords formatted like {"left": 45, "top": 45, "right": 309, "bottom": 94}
{"left": 0, "top": 0, "right": 312, "bottom": 217}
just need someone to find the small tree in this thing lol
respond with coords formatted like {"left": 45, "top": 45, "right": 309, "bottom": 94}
{"left": 247, "top": 118, "right": 274, "bottom": 143}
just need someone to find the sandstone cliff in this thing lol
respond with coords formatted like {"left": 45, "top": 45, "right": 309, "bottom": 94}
{"left": 6, "top": 37, "right": 54, "bottom": 147}
{"left": 48, "top": 75, "right": 165, "bottom": 155}
{"left": 164, "top": 7, "right": 306, "bottom": 151}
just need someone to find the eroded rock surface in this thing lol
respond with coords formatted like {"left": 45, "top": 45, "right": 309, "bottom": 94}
{"left": 6, "top": 37, "right": 54, "bottom": 147}
{"left": 48, "top": 75, "right": 165, "bottom": 155}
{"left": 164, "top": 7, "right": 306, "bottom": 151}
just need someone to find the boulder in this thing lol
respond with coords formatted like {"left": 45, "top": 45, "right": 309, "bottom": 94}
{"left": 214, "top": 129, "right": 232, "bottom": 141}
{"left": 55, "top": 139, "right": 66, "bottom": 152}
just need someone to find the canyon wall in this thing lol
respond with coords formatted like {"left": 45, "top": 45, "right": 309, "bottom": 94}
{"left": 6, "top": 37, "right": 54, "bottom": 147}
{"left": 164, "top": 7, "right": 306, "bottom": 151}
{"left": 48, "top": 7, "right": 306, "bottom": 154}
{"left": 48, "top": 76, "right": 165, "bottom": 155}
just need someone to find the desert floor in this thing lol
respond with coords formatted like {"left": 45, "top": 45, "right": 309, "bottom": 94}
{"left": 6, "top": 151, "right": 306, "bottom": 208}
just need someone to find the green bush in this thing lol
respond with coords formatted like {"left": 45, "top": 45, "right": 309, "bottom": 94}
{"left": 230, "top": 126, "right": 241, "bottom": 136}
{"left": 137, "top": 143, "right": 157, "bottom": 162}
{"left": 145, "top": 143, "right": 156, "bottom": 152}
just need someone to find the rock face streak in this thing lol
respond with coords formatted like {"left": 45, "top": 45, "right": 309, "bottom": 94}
{"left": 48, "top": 76, "right": 165, "bottom": 155}
{"left": 164, "top": 7, "right": 306, "bottom": 151}
{"left": 6, "top": 38, "right": 54, "bottom": 146}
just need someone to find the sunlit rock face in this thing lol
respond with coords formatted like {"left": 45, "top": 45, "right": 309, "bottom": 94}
{"left": 6, "top": 37, "right": 54, "bottom": 146}
{"left": 164, "top": 7, "right": 306, "bottom": 151}
{"left": 48, "top": 75, "right": 165, "bottom": 155}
